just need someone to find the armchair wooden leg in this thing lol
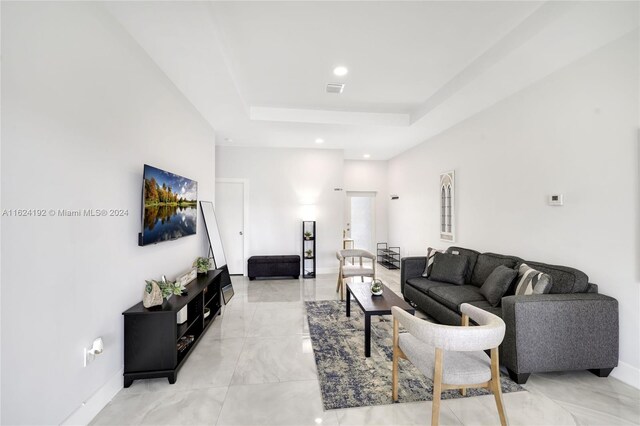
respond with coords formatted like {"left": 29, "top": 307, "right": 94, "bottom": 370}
{"left": 460, "top": 312, "right": 469, "bottom": 395}
{"left": 337, "top": 261, "right": 345, "bottom": 297}
{"left": 392, "top": 318, "right": 399, "bottom": 402}
{"left": 490, "top": 348, "right": 508, "bottom": 426}
{"left": 461, "top": 314, "right": 469, "bottom": 327}
{"left": 431, "top": 348, "right": 444, "bottom": 426}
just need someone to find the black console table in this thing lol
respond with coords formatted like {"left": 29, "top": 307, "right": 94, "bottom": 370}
{"left": 122, "top": 270, "right": 222, "bottom": 387}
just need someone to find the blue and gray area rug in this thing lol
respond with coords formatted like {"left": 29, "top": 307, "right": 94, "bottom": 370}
{"left": 305, "top": 300, "right": 524, "bottom": 410}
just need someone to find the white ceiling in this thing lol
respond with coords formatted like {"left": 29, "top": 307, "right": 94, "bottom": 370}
{"left": 105, "top": 1, "right": 639, "bottom": 160}
{"left": 211, "top": 1, "right": 541, "bottom": 113}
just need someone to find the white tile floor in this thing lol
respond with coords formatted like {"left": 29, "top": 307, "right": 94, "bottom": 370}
{"left": 92, "top": 268, "right": 640, "bottom": 426}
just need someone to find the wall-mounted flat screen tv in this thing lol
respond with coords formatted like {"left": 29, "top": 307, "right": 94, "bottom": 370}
{"left": 139, "top": 164, "right": 198, "bottom": 246}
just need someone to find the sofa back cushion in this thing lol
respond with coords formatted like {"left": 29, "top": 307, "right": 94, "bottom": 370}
{"left": 430, "top": 252, "right": 468, "bottom": 285}
{"left": 522, "top": 261, "right": 589, "bottom": 294}
{"left": 446, "top": 246, "right": 479, "bottom": 284}
{"left": 470, "top": 253, "right": 522, "bottom": 287}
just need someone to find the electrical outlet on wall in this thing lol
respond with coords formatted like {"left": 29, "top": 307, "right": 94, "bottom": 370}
{"left": 83, "top": 337, "right": 104, "bottom": 367}
{"left": 83, "top": 348, "right": 93, "bottom": 367}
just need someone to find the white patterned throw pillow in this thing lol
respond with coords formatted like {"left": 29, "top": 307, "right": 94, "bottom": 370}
{"left": 422, "top": 247, "right": 445, "bottom": 277}
{"left": 514, "top": 263, "right": 553, "bottom": 295}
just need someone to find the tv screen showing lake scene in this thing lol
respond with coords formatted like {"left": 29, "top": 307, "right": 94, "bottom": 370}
{"left": 140, "top": 165, "right": 197, "bottom": 246}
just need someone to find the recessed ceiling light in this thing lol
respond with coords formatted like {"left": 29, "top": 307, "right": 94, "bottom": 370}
{"left": 315, "top": 138, "right": 324, "bottom": 144}
{"left": 363, "top": 154, "right": 370, "bottom": 159}
{"left": 333, "top": 66, "right": 348, "bottom": 77}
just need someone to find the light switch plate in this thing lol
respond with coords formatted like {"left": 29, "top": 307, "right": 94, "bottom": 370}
{"left": 548, "top": 194, "right": 564, "bottom": 206}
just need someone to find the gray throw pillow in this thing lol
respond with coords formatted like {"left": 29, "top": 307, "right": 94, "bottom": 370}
{"left": 421, "top": 247, "right": 445, "bottom": 277}
{"left": 515, "top": 263, "right": 553, "bottom": 295}
{"left": 429, "top": 252, "right": 468, "bottom": 285}
{"left": 480, "top": 265, "right": 518, "bottom": 307}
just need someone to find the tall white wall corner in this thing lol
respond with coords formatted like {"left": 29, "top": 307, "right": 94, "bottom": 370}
{"left": 61, "top": 368, "right": 123, "bottom": 426}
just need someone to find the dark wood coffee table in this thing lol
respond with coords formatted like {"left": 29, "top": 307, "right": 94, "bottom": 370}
{"left": 346, "top": 281, "right": 415, "bottom": 357}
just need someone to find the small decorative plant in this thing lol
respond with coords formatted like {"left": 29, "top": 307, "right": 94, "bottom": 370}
{"left": 161, "top": 280, "right": 186, "bottom": 298}
{"left": 144, "top": 278, "right": 186, "bottom": 307}
{"left": 193, "top": 257, "right": 211, "bottom": 274}
{"left": 304, "top": 231, "right": 312, "bottom": 239}
{"left": 370, "top": 279, "right": 383, "bottom": 296}
{"left": 305, "top": 249, "right": 313, "bottom": 258}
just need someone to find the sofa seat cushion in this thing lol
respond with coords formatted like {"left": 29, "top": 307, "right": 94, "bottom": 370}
{"left": 427, "top": 285, "right": 486, "bottom": 312}
{"left": 471, "top": 253, "right": 521, "bottom": 287}
{"left": 466, "top": 300, "right": 503, "bottom": 319}
{"left": 405, "top": 277, "right": 453, "bottom": 295}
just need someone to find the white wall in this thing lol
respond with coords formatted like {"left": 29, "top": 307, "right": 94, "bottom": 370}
{"left": 388, "top": 32, "right": 639, "bottom": 387}
{"left": 343, "top": 160, "right": 389, "bottom": 247}
{"left": 1, "top": 3, "right": 216, "bottom": 424}
{"left": 216, "top": 146, "right": 343, "bottom": 274}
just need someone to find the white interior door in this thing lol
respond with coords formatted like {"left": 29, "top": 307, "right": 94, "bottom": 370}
{"left": 346, "top": 191, "right": 376, "bottom": 254}
{"left": 215, "top": 181, "right": 244, "bottom": 275}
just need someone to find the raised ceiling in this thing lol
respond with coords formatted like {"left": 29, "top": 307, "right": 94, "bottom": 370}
{"left": 211, "top": 1, "right": 541, "bottom": 113}
{"left": 106, "top": 1, "right": 639, "bottom": 159}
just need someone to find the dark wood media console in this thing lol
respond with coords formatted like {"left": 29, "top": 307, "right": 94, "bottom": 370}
{"left": 122, "top": 270, "right": 222, "bottom": 387}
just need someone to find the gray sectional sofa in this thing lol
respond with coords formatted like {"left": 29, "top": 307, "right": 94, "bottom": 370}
{"left": 401, "top": 246, "right": 619, "bottom": 384}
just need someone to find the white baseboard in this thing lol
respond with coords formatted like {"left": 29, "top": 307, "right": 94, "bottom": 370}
{"left": 610, "top": 360, "right": 640, "bottom": 389}
{"left": 61, "top": 367, "right": 123, "bottom": 426}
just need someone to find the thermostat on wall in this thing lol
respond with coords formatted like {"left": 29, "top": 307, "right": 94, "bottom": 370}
{"left": 548, "top": 194, "right": 564, "bottom": 206}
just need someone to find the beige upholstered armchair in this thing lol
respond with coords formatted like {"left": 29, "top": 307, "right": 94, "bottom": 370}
{"left": 392, "top": 303, "right": 508, "bottom": 426}
{"left": 336, "top": 249, "right": 376, "bottom": 301}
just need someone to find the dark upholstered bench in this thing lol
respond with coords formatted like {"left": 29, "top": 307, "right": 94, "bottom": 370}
{"left": 248, "top": 255, "right": 300, "bottom": 280}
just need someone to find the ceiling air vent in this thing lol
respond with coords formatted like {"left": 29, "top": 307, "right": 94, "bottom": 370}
{"left": 326, "top": 83, "right": 345, "bottom": 94}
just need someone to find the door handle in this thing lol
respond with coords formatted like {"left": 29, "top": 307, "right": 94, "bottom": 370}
{"left": 239, "top": 231, "right": 243, "bottom": 236}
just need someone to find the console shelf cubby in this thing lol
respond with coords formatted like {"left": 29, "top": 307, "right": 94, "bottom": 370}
{"left": 122, "top": 269, "right": 222, "bottom": 387}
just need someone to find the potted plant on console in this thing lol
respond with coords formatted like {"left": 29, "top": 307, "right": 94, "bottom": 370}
{"left": 193, "top": 257, "right": 211, "bottom": 275}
